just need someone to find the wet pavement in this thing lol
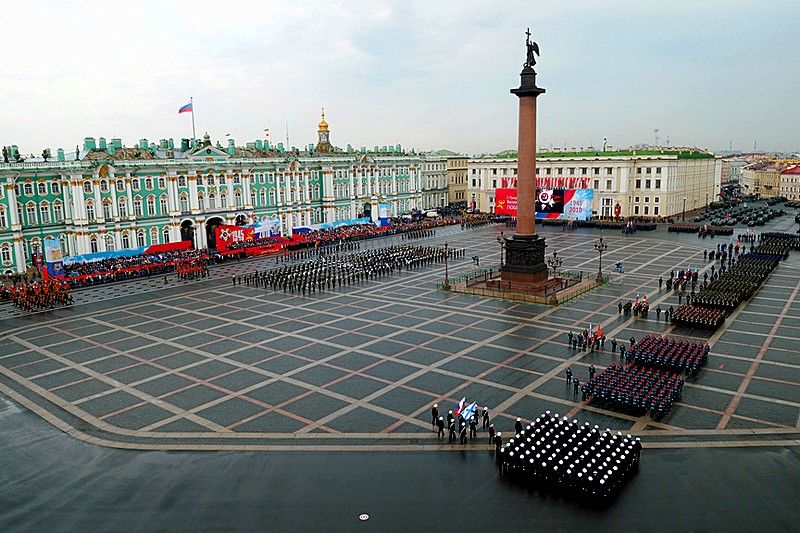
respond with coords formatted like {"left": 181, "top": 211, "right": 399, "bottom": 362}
{"left": 1, "top": 217, "right": 800, "bottom": 530}
{"left": 1, "top": 395, "right": 798, "bottom": 532}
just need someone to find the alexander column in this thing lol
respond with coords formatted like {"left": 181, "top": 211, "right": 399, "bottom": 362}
{"left": 501, "top": 28, "right": 548, "bottom": 287}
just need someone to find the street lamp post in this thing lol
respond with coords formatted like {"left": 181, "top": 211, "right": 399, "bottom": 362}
{"left": 547, "top": 250, "right": 563, "bottom": 278}
{"left": 443, "top": 241, "right": 450, "bottom": 290}
{"left": 682, "top": 197, "right": 686, "bottom": 222}
{"left": 705, "top": 193, "right": 709, "bottom": 212}
{"left": 594, "top": 236, "right": 608, "bottom": 282}
{"left": 496, "top": 231, "right": 507, "bottom": 267}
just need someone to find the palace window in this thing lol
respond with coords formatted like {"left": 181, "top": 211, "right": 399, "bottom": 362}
{"left": 137, "top": 230, "right": 146, "bottom": 247}
{"left": 118, "top": 198, "right": 128, "bottom": 218}
{"left": 105, "top": 234, "right": 115, "bottom": 251}
{"left": 0, "top": 208, "right": 6, "bottom": 229}
{"left": 39, "top": 204, "right": 51, "bottom": 224}
{"left": 85, "top": 202, "right": 94, "bottom": 221}
{"left": 163, "top": 227, "right": 170, "bottom": 243}
{"left": 234, "top": 190, "right": 243, "bottom": 208}
{"left": 51, "top": 182, "right": 61, "bottom": 195}
{"left": 132, "top": 180, "right": 140, "bottom": 192}
{"left": 150, "top": 227, "right": 159, "bottom": 244}
{"left": 179, "top": 195, "right": 189, "bottom": 213}
{"left": 24, "top": 183, "right": 34, "bottom": 196}
{"left": 219, "top": 176, "right": 226, "bottom": 185}
{"left": 198, "top": 194, "right": 205, "bottom": 211}
{"left": 606, "top": 180, "right": 612, "bottom": 190}
{"left": 160, "top": 196, "right": 168, "bottom": 215}
{"left": 26, "top": 203, "right": 37, "bottom": 224}
{"left": 38, "top": 182, "right": 47, "bottom": 195}
{"left": 220, "top": 192, "right": 228, "bottom": 209}
{"left": 157, "top": 177, "right": 166, "bottom": 189}
{"left": 100, "top": 180, "right": 109, "bottom": 193}
{"left": 83, "top": 181, "right": 93, "bottom": 194}
{"left": 145, "top": 178, "right": 153, "bottom": 189}
{"left": 90, "top": 236, "right": 98, "bottom": 253}
{"left": 116, "top": 180, "right": 125, "bottom": 192}
{"left": 259, "top": 189, "right": 266, "bottom": 206}
{"left": 52, "top": 202, "right": 63, "bottom": 223}
{"left": 103, "top": 202, "right": 112, "bottom": 220}
{"left": 208, "top": 176, "right": 215, "bottom": 186}
{"left": 251, "top": 189, "right": 257, "bottom": 207}
{"left": 134, "top": 197, "right": 143, "bottom": 217}
{"left": 122, "top": 232, "right": 130, "bottom": 249}
{"left": 146, "top": 196, "right": 156, "bottom": 216}
{"left": 269, "top": 189, "right": 276, "bottom": 205}
{"left": 178, "top": 175, "right": 187, "bottom": 187}
{"left": 1, "top": 245, "right": 12, "bottom": 264}
{"left": 208, "top": 193, "right": 216, "bottom": 210}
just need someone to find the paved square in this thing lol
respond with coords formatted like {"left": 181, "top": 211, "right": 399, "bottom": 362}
{"left": 1, "top": 222, "right": 799, "bottom": 450}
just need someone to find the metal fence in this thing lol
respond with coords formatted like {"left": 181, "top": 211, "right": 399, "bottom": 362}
{"left": 438, "top": 266, "right": 608, "bottom": 305}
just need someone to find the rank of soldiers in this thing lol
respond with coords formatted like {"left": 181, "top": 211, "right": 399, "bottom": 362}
{"left": 497, "top": 411, "right": 642, "bottom": 503}
{"left": 257, "top": 244, "right": 465, "bottom": 294}
{"left": 630, "top": 335, "right": 709, "bottom": 376}
{"left": 583, "top": 362, "right": 684, "bottom": 420}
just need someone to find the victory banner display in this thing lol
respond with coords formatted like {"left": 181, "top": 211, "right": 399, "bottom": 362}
{"left": 495, "top": 188, "right": 518, "bottom": 215}
{"left": 43, "top": 237, "right": 65, "bottom": 279}
{"left": 215, "top": 218, "right": 281, "bottom": 251}
{"left": 495, "top": 188, "right": 594, "bottom": 220}
{"left": 535, "top": 188, "right": 594, "bottom": 219}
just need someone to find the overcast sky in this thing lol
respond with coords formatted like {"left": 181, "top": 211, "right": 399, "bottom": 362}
{"left": 2, "top": 0, "right": 798, "bottom": 157}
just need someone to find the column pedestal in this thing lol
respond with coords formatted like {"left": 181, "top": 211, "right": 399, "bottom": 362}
{"left": 501, "top": 234, "right": 548, "bottom": 285}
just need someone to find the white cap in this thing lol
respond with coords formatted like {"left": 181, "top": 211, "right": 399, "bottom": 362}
{"left": 434, "top": 404, "right": 438, "bottom": 407}
{"left": 449, "top": 410, "right": 452, "bottom": 414}
{"left": 497, "top": 432, "right": 502, "bottom": 436}
{"left": 517, "top": 417, "right": 521, "bottom": 421}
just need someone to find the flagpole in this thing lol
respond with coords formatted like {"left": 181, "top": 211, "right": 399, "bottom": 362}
{"left": 190, "top": 97, "right": 197, "bottom": 140}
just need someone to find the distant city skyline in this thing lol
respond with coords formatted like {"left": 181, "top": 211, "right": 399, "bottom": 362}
{"left": 1, "top": 0, "right": 798, "bottom": 157}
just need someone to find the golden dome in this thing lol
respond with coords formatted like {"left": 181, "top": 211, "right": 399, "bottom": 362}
{"left": 318, "top": 108, "right": 329, "bottom": 131}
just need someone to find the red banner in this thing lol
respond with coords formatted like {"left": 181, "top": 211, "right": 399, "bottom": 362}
{"left": 495, "top": 188, "right": 517, "bottom": 216}
{"left": 215, "top": 225, "right": 255, "bottom": 251}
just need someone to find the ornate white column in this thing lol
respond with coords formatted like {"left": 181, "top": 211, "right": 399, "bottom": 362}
{"left": 93, "top": 172, "right": 104, "bottom": 223}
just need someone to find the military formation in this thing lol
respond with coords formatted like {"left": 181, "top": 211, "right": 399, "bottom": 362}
{"left": 241, "top": 245, "right": 465, "bottom": 294}
{"left": 630, "top": 335, "right": 709, "bottom": 376}
{"left": 583, "top": 362, "right": 684, "bottom": 420}
{"left": 496, "top": 411, "right": 642, "bottom": 502}
{"left": 1, "top": 278, "right": 73, "bottom": 311}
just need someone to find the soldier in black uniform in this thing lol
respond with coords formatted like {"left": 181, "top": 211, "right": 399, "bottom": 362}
{"left": 589, "top": 364, "right": 596, "bottom": 381}
{"left": 488, "top": 423, "right": 496, "bottom": 445}
{"left": 431, "top": 404, "right": 439, "bottom": 428}
{"left": 573, "top": 377, "right": 580, "bottom": 396}
{"left": 482, "top": 407, "right": 490, "bottom": 430}
{"left": 436, "top": 416, "right": 445, "bottom": 439}
{"left": 514, "top": 417, "right": 523, "bottom": 435}
{"left": 565, "top": 366, "right": 573, "bottom": 384}
{"left": 469, "top": 415, "right": 478, "bottom": 439}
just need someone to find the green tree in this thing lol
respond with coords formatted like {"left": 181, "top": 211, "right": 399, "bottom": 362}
{"left": 42, "top": 148, "right": 51, "bottom": 161}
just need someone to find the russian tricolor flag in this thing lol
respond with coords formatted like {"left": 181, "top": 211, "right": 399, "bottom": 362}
{"left": 178, "top": 102, "right": 193, "bottom": 114}
{"left": 455, "top": 397, "right": 466, "bottom": 417}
